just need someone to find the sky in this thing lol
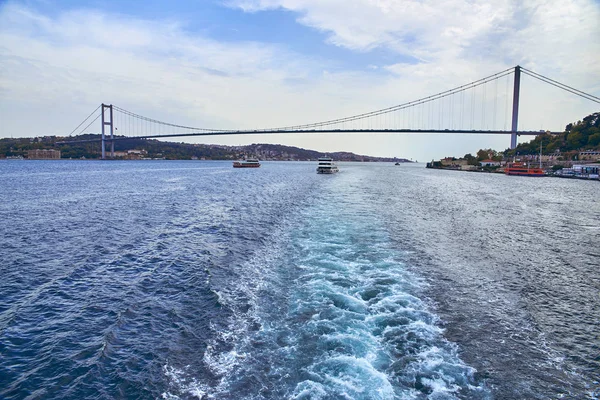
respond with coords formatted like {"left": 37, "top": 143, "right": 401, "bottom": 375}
{"left": 0, "top": 0, "right": 599, "bottom": 160}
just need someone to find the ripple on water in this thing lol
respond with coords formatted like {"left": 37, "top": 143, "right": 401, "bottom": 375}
{"left": 185, "top": 167, "right": 489, "bottom": 399}
{"left": 2, "top": 161, "right": 597, "bottom": 399}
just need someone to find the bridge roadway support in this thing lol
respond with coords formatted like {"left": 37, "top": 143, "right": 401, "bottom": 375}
{"left": 101, "top": 104, "right": 114, "bottom": 160}
{"left": 510, "top": 65, "right": 521, "bottom": 149}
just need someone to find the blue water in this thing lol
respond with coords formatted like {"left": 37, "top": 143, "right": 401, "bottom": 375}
{"left": 0, "top": 160, "right": 598, "bottom": 399}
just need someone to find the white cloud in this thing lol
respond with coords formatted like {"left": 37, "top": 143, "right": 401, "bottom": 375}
{"left": 227, "top": 0, "right": 600, "bottom": 144}
{"left": 228, "top": 0, "right": 511, "bottom": 59}
{"left": 0, "top": 3, "right": 335, "bottom": 131}
{"left": 227, "top": 0, "right": 600, "bottom": 92}
{"left": 227, "top": 0, "right": 600, "bottom": 76}
{"left": 0, "top": 1, "right": 598, "bottom": 161}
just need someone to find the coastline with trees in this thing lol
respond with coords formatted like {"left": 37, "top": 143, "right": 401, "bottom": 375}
{"left": 0, "top": 136, "right": 411, "bottom": 163}
{"left": 427, "top": 112, "right": 600, "bottom": 179}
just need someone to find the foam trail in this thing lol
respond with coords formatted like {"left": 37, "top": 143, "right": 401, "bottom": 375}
{"left": 167, "top": 168, "right": 490, "bottom": 399}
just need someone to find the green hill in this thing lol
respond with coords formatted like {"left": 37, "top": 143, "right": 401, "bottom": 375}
{"left": 0, "top": 134, "right": 410, "bottom": 162}
{"left": 505, "top": 112, "right": 600, "bottom": 156}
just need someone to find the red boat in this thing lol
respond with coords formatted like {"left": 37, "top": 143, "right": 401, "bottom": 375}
{"left": 504, "top": 163, "right": 545, "bottom": 177}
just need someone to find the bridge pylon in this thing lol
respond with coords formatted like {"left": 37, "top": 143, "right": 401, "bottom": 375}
{"left": 510, "top": 66, "right": 521, "bottom": 149}
{"left": 101, "top": 103, "right": 114, "bottom": 160}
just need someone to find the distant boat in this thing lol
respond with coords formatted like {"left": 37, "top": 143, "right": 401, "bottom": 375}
{"left": 316, "top": 157, "right": 339, "bottom": 174}
{"left": 504, "top": 163, "right": 545, "bottom": 176}
{"left": 395, "top": 162, "right": 401, "bottom": 165}
{"left": 505, "top": 141, "right": 545, "bottom": 177}
{"left": 233, "top": 159, "right": 260, "bottom": 168}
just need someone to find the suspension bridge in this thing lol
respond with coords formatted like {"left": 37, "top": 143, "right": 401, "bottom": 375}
{"left": 57, "top": 66, "right": 600, "bottom": 159}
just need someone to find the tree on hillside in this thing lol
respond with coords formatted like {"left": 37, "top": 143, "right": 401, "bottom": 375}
{"left": 566, "top": 130, "right": 585, "bottom": 149}
{"left": 504, "top": 112, "right": 600, "bottom": 157}
{"left": 463, "top": 153, "right": 478, "bottom": 165}
{"left": 589, "top": 132, "right": 600, "bottom": 147}
{"left": 476, "top": 149, "right": 498, "bottom": 161}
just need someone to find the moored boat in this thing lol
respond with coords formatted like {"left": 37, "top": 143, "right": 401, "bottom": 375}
{"left": 316, "top": 157, "right": 339, "bottom": 174}
{"left": 504, "top": 163, "right": 545, "bottom": 176}
{"left": 505, "top": 141, "right": 546, "bottom": 176}
{"left": 233, "top": 159, "right": 260, "bottom": 168}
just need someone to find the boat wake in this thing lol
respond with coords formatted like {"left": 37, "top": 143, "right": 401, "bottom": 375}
{"left": 163, "top": 171, "right": 490, "bottom": 399}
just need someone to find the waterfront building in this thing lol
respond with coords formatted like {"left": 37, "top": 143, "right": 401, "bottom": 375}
{"left": 440, "top": 157, "right": 457, "bottom": 166}
{"left": 555, "top": 164, "right": 600, "bottom": 179}
{"left": 480, "top": 159, "right": 500, "bottom": 167}
{"left": 573, "top": 164, "right": 599, "bottom": 176}
{"left": 27, "top": 149, "right": 61, "bottom": 159}
{"left": 111, "top": 149, "right": 147, "bottom": 159}
{"left": 541, "top": 155, "right": 559, "bottom": 162}
{"left": 440, "top": 158, "right": 468, "bottom": 169}
{"left": 579, "top": 150, "right": 600, "bottom": 161}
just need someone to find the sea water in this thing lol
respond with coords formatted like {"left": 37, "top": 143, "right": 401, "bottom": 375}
{"left": 0, "top": 160, "right": 598, "bottom": 399}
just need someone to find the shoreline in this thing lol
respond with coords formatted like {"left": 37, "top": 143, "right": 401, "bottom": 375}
{"left": 425, "top": 165, "right": 599, "bottom": 181}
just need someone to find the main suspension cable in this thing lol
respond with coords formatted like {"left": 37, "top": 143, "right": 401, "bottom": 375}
{"left": 112, "top": 106, "right": 231, "bottom": 132}
{"left": 67, "top": 105, "right": 101, "bottom": 136}
{"left": 520, "top": 68, "right": 600, "bottom": 104}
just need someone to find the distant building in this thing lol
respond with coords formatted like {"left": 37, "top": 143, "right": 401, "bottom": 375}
{"left": 480, "top": 159, "right": 500, "bottom": 167}
{"left": 111, "top": 149, "right": 147, "bottom": 159}
{"left": 557, "top": 164, "right": 600, "bottom": 179}
{"left": 580, "top": 150, "right": 600, "bottom": 161}
{"left": 541, "top": 155, "right": 559, "bottom": 162}
{"left": 27, "top": 149, "right": 61, "bottom": 159}
{"left": 440, "top": 157, "right": 456, "bottom": 166}
{"left": 573, "top": 164, "right": 599, "bottom": 175}
{"left": 452, "top": 159, "right": 468, "bottom": 167}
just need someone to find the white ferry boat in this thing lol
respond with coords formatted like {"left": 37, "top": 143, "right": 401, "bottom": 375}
{"left": 233, "top": 159, "right": 260, "bottom": 168}
{"left": 316, "top": 157, "right": 339, "bottom": 174}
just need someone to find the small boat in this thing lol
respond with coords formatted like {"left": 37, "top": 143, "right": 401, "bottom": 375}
{"left": 233, "top": 159, "right": 260, "bottom": 168}
{"left": 317, "top": 157, "right": 339, "bottom": 174}
{"left": 395, "top": 162, "right": 401, "bottom": 165}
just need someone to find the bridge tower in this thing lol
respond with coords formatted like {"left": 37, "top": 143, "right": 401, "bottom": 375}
{"left": 101, "top": 103, "right": 114, "bottom": 160}
{"left": 510, "top": 65, "right": 521, "bottom": 149}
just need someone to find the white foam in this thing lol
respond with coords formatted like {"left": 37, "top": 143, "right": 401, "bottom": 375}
{"left": 162, "top": 363, "right": 209, "bottom": 400}
{"left": 186, "top": 209, "right": 298, "bottom": 398}
{"left": 174, "top": 171, "right": 490, "bottom": 398}
{"left": 300, "top": 355, "right": 396, "bottom": 399}
{"left": 291, "top": 380, "right": 327, "bottom": 399}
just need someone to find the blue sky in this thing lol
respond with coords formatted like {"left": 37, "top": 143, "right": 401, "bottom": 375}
{"left": 1, "top": 0, "right": 599, "bottom": 159}
{"left": 19, "top": 0, "right": 408, "bottom": 72}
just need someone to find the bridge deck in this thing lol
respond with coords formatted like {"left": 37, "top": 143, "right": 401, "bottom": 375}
{"left": 56, "top": 129, "right": 558, "bottom": 145}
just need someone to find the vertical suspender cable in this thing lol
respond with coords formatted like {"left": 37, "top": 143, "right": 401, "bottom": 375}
{"left": 472, "top": 86, "right": 475, "bottom": 129}
{"left": 483, "top": 83, "right": 486, "bottom": 130}
{"left": 504, "top": 73, "right": 510, "bottom": 131}
{"left": 451, "top": 93, "right": 454, "bottom": 129}
{"left": 493, "top": 77, "right": 498, "bottom": 130}
{"left": 461, "top": 90, "right": 464, "bottom": 129}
